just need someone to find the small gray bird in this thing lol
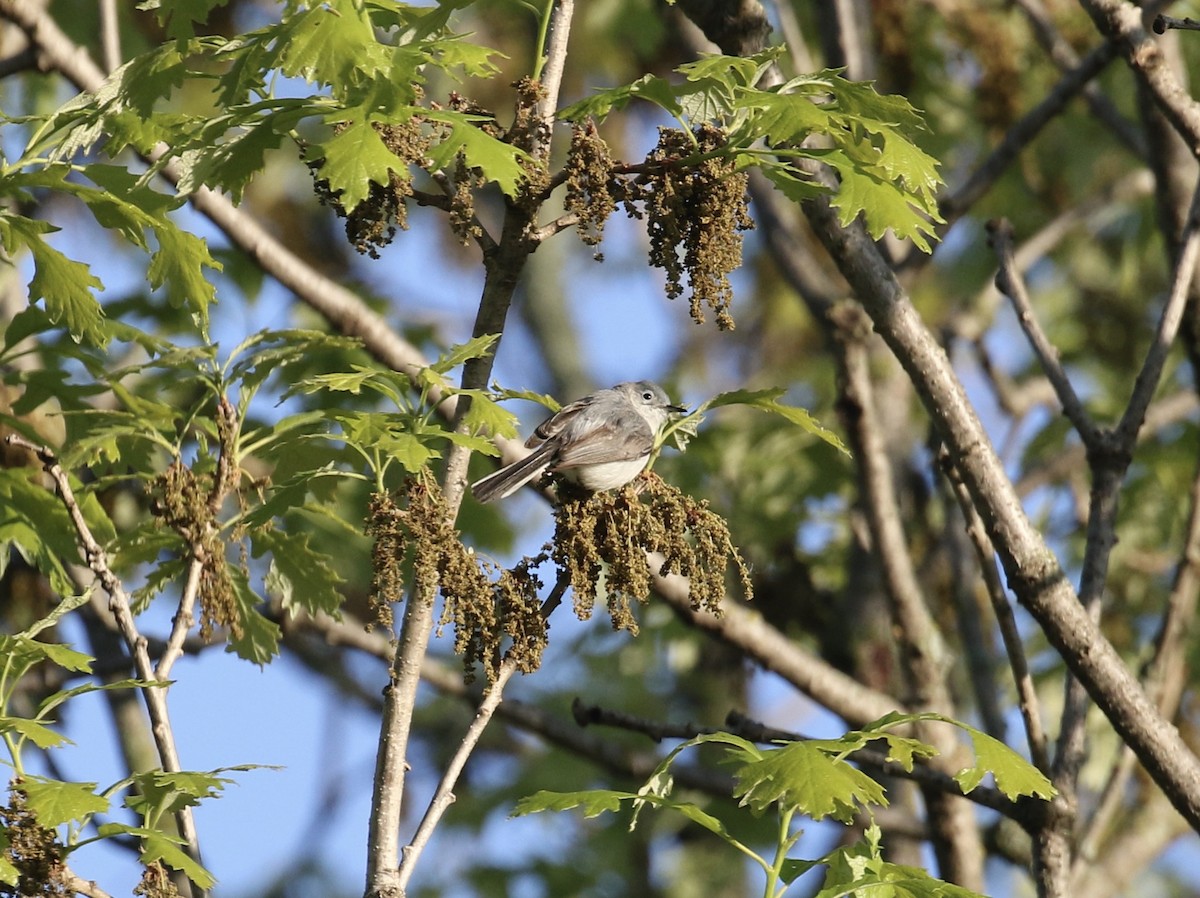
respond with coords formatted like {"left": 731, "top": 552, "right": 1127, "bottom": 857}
{"left": 470, "top": 381, "right": 685, "bottom": 503}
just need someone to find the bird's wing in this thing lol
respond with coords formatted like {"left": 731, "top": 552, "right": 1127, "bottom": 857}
{"left": 552, "top": 411, "right": 654, "bottom": 468}
{"left": 525, "top": 395, "right": 592, "bottom": 449}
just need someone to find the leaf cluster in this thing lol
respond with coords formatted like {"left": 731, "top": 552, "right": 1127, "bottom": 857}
{"left": 560, "top": 49, "right": 943, "bottom": 252}
{"left": 0, "top": 603, "right": 270, "bottom": 891}
{"left": 515, "top": 712, "right": 1054, "bottom": 898}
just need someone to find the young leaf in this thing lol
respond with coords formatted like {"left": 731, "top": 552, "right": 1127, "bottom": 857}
{"left": 225, "top": 565, "right": 281, "bottom": 664}
{"left": 16, "top": 593, "right": 90, "bottom": 641}
{"left": 862, "top": 711, "right": 1057, "bottom": 801}
{"left": 126, "top": 769, "right": 236, "bottom": 823}
{"left": 0, "top": 470, "right": 87, "bottom": 596}
{"left": 703, "top": 388, "right": 850, "bottom": 456}
{"left": 20, "top": 779, "right": 109, "bottom": 828}
{"left": 512, "top": 789, "right": 630, "bottom": 819}
{"left": 453, "top": 389, "right": 519, "bottom": 441}
{"left": 427, "top": 333, "right": 500, "bottom": 375}
{"left": 558, "top": 74, "right": 682, "bottom": 122}
{"left": 140, "top": 833, "right": 217, "bottom": 889}
{"left": 0, "top": 716, "right": 70, "bottom": 750}
{"left": 955, "top": 726, "right": 1057, "bottom": 800}
{"left": 822, "top": 149, "right": 940, "bottom": 254}
{"left": 727, "top": 740, "right": 887, "bottom": 822}
{"left": 274, "top": 0, "right": 387, "bottom": 90}
{"left": 0, "top": 215, "right": 106, "bottom": 346}
{"left": 307, "top": 117, "right": 403, "bottom": 212}
{"left": 424, "top": 110, "right": 530, "bottom": 198}
{"left": 253, "top": 528, "right": 344, "bottom": 618}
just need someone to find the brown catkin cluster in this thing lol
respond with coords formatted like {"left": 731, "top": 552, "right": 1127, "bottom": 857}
{"left": 309, "top": 113, "right": 430, "bottom": 258}
{"left": 641, "top": 124, "right": 753, "bottom": 331}
{"left": 134, "top": 862, "right": 181, "bottom": 898}
{"left": 371, "top": 478, "right": 548, "bottom": 684}
{"left": 365, "top": 491, "right": 403, "bottom": 631}
{"left": 149, "top": 461, "right": 238, "bottom": 642}
{"left": 552, "top": 475, "right": 750, "bottom": 633}
{"left": 1, "top": 786, "right": 66, "bottom": 896}
{"left": 563, "top": 120, "right": 615, "bottom": 255}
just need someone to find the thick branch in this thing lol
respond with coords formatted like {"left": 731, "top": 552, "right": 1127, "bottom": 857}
{"left": 801, "top": 198, "right": 1200, "bottom": 831}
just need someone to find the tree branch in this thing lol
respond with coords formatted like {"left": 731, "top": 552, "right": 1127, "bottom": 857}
{"left": 988, "top": 218, "right": 1101, "bottom": 448}
{"left": 395, "top": 576, "right": 569, "bottom": 892}
{"left": 366, "top": 4, "right": 576, "bottom": 894}
{"left": 800, "top": 195, "right": 1200, "bottom": 832}
{"left": 5, "top": 436, "right": 205, "bottom": 894}
{"left": 832, "top": 306, "right": 983, "bottom": 889}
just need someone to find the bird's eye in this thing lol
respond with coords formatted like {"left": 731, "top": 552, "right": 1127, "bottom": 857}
{"left": 642, "top": 391, "right": 654, "bottom": 402}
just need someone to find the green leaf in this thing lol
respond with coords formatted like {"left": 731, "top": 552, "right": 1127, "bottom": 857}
{"left": 37, "top": 678, "right": 164, "bottom": 720}
{"left": 428, "top": 334, "right": 500, "bottom": 375}
{"left": 0, "top": 716, "right": 69, "bottom": 750}
{"left": 378, "top": 430, "right": 436, "bottom": 472}
{"left": 225, "top": 564, "right": 280, "bottom": 664}
{"left": 454, "top": 389, "right": 519, "bottom": 442}
{"left": 728, "top": 740, "right": 887, "bottom": 822}
{"left": 308, "top": 117, "right": 403, "bottom": 212}
{"left": 139, "top": 0, "right": 231, "bottom": 41}
{"left": 0, "top": 851, "right": 18, "bottom": 887}
{"left": 512, "top": 789, "right": 630, "bottom": 819}
{"left": 21, "top": 779, "right": 109, "bottom": 827}
{"left": 275, "top": 0, "right": 388, "bottom": 90}
{"left": 861, "top": 712, "right": 1056, "bottom": 801}
{"left": 253, "top": 528, "right": 344, "bottom": 618}
{"left": 140, "top": 833, "right": 217, "bottom": 889}
{"left": 0, "top": 634, "right": 91, "bottom": 681}
{"left": 955, "top": 727, "right": 1056, "bottom": 801}
{"left": 425, "top": 110, "right": 530, "bottom": 198}
{"left": 0, "top": 215, "right": 106, "bottom": 346}
{"left": 821, "top": 149, "right": 940, "bottom": 254}
{"left": 147, "top": 225, "right": 220, "bottom": 333}
{"left": 780, "top": 857, "right": 821, "bottom": 886}
{"left": 737, "top": 90, "right": 834, "bottom": 145}
{"left": 558, "top": 74, "right": 682, "bottom": 122}
{"left": 174, "top": 112, "right": 293, "bottom": 203}
{"left": 18, "top": 593, "right": 90, "bottom": 640}
{"left": 0, "top": 469, "right": 86, "bottom": 596}
{"left": 759, "top": 162, "right": 827, "bottom": 204}
{"left": 126, "top": 769, "right": 235, "bottom": 823}
{"left": 702, "top": 388, "right": 850, "bottom": 455}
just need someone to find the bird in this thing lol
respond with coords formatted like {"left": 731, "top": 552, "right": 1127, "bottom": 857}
{"left": 470, "top": 381, "right": 685, "bottom": 503}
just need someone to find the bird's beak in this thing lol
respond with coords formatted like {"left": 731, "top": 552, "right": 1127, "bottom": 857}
{"left": 668, "top": 404, "right": 688, "bottom": 415}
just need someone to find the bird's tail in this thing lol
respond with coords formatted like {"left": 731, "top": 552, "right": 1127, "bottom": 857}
{"left": 470, "top": 441, "right": 556, "bottom": 503}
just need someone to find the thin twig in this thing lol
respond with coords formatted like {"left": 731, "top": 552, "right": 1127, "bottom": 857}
{"left": 1077, "top": 453, "right": 1200, "bottom": 865}
{"left": 572, "top": 700, "right": 1049, "bottom": 826}
{"left": 942, "top": 457, "right": 1050, "bottom": 772}
{"left": 157, "top": 557, "right": 201, "bottom": 680}
{"left": 285, "top": 610, "right": 737, "bottom": 797}
{"left": 1116, "top": 177, "right": 1200, "bottom": 448}
{"left": 934, "top": 41, "right": 1118, "bottom": 233}
{"left": 62, "top": 867, "right": 115, "bottom": 898}
{"left": 802, "top": 186, "right": 1200, "bottom": 832}
{"left": 5, "top": 435, "right": 205, "bottom": 894}
{"left": 987, "top": 218, "right": 1101, "bottom": 447}
{"left": 1011, "top": 0, "right": 1145, "bottom": 156}
{"left": 395, "top": 576, "right": 569, "bottom": 891}
{"left": 1153, "top": 14, "right": 1200, "bottom": 33}
{"left": 833, "top": 311, "right": 983, "bottom": 890}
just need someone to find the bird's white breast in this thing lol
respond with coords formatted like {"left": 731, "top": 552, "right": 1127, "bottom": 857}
{"left": 562, "top": 456, "right": 651, "bottom": 491}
